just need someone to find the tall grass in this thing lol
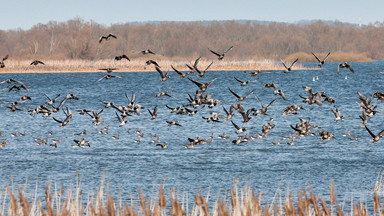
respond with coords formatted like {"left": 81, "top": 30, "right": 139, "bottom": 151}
{"left": 1, "top": 58, "right": 314, "bottom": 73}
{"left": 0, "top": 177, "right": 382, "bottom": 216}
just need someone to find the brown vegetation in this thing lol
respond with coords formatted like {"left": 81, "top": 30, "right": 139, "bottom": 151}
{"left": 0, "top": 18, "right": 381, "bottom": 64}
{"left": 0, "top": 178, "right": 383, "bottom": 215}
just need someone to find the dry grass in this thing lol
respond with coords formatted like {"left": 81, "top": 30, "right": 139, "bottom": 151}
{"left": 1, "top": 58, "right": 315, "bottom": 73}
{"left": 0, "top": 178, "right": 382, "bottom": 216}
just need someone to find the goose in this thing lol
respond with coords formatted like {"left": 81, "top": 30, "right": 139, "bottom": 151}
{"left": 254, "top": 95, "right": 277, "bottom": 115}
{"left": 8, "top": 83, "right": 29, "bottom": 91}
{"left": 156, "top": 91, "right": 173, "bottom": 98}
{"left": 281, "top": 58, "right": 298, "bottom": 73}
{"left": 112, "top": 133, "right": 121, "bottom": 140}
{"left": 30, "top": 60, "right": 45, "bottom": 65}
{"left": 185, "top": 56, "right": 201, "bottom": 74}
{"left": 148, "top": 105, "right": 158, "bottom": 121}
{"left": 262, "top": 122, "right": 275, "bottom": 138}
{"left": 208, "top": 46, "right": 233, "bottom": 60}
{"left": 231, "top": 120, "right": 247, "bottom": 134}
{"left": 115, "top": 112, "right": 127, "bottom": 127}
{"left": 52, "top": 137, "right": 61, "bottom": 144}
{"left": 96, "top": 74, "right": 123, "bottom": 82}
{"left": 228, "top": 88, "right": 254, "bottom": 102}
{"left": 155, "top": 66, "right": 170, "bottom": 82}
{"left": 312, "top": 52, "right": 331, "bottom": 67}
{"left": 338, "top": 62, "right": 354, "bottom": 73}
{"left": 114, "top": 54, "right": 130, "bottom": 61}
{"left": 52, "top": 107, "right": 72, "bottom": 127}
{"left": 364, "top": 125, "right": 384, "bottom": 143}
{"left": 0, "top": 54, "right": 8, "bottom": 68}
{"left": 234, "top": 77, "right": 258, "bottom": 86}
{"left": 98, "top": 68, "right": 119, "bottom": 73}
{"left": 166, "top": 121, "right": 183, "bottom": 127}
{"left": 44, "top": 94, "right": 61, "bottom": 106}
{"left": 171, "top": 65, "right": 188, "bottom": 78}
{"left": 74, "top": 129, "right": 87, "bottom": 136}
{"left": 265, "top": 82, "right": 286, "bottom": 100}
{"left": 223, "top": 105, "right": 235, "bottom": 122}
{"left": 188, "top": 77, "right": 217, "bottom": 92}
{"left": 330, "top": 108, "right": 344, "bottom": 121}
{"left": 145, "top": 60, "right": 160, "bottom": 69}
{"left": 73, "top": 138, "right": 86, "bottom": 147}
{"left": 99, "top": 33, "right": 117, "bottom": 43}
{"left": 152, "top": 136, "right": 161, "bottom": 143}
{"left": 141, "top": 49, "right": 156, "bottom": 55}
{"left": 196, "top": 61, "right": 214, "bottom": 78}
{"left": 272, "top": 139, "right": 280, "bottom": 145}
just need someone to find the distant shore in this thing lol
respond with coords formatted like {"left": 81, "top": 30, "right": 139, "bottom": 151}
{"left": 0, "top": 59, "right": 318, "bottom": 73}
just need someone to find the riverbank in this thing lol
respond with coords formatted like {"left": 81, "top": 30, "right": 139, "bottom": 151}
{"left": 0, "top": 59, "right": 317, "bottom": 73}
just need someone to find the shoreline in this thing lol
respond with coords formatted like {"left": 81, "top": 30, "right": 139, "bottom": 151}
{"left": 0, "top": 59, "right": 319, "bottom": 73}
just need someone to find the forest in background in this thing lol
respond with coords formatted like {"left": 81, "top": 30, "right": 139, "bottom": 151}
{"left": 0, "top": 18, "right": 383, "bottom": 61}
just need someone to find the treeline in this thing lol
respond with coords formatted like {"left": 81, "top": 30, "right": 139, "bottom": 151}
{"left": 1, "top": 18, "right": 384, "bottom": 61}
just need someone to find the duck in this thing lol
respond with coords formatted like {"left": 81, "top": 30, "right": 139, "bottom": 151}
{"left": 96, "top": 74, "right": 123, "bottom": 82}
{"left": 330, "top": 108, "right": 344, "bottom": 121}
{"left": 141, "top": 49, "right": 156, "bottom": 55}
{"left": 234, "top": 77, "right": 258, "bottom": 86}
{"left": 112, "top": 133, "right": 120, "bottom": 140}
{"left": 231, "top": 120, "right": 247, "bottom": 134}
{"left": 171, "top": 65, "right": 188, "bottom": 78}
{"left": 208, "top": 46, "right": 233, "bottom": 60}
{"left": 0, "top": 54, "right": 8, "bottom": 68}
{"left": 98, "top": 68, "right": 119, "bottom": 73}
{"left": 166, "top": 121, "right": 183, "bottom": 127}
{"left": 188, "top": 77, "right": 217, "bottom": 92}
{"left": 115, "top": 112, "right": 127, "bottom": 127}
{"left": 155, "top": 66, "right": 170, "bottom": 82}
{"left": 148, "top": 105, "right": 158, "bottom": 121}
{"left": 114, "top": 54, "right": 130, "bottom": 61}
{"left": 196, "top": 61, "right": 214, "bottom": 78}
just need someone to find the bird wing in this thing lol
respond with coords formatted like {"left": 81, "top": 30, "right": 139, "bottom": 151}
{"left": 346, "top": 64, "right": 354, "bottom": 72}
{"left": 188, "top": 77, "right": 203, "bottom": 88}
{"left": 205, "top": 78, "right": 217, "bottom": 87}
{"left": 96, "top": 75, "right": 107, "bottom": 82}
{"left": 323, "top": 52, "right": 331, "bottom": 61}
{"left": 254, "top": 95, "right": 263, "bottom": 107}
{"left": 108, "top": 33, "right": 117, "bottom": 39}
{"left": 3, "top": 55, "right": 8, "bottom": 61}
{"left": 193, "top": 56, "right": 201, "bottom": 69}
{"left": 155, "top": 66, "right": 165, "bottom": 78}
{"left": 311, "top": 52, "right": 321, "bottom": 63}
{"left": 281, "top": 62, "right": 289, "bottom": 70}
{"left": 224, "top": 46, "right": 234, "bottom": 54}
{"left": 228, "top": 88, "right": 241, "bottom": 99}
{"left": 231, "top": 120, "right": 240, "bottom": 130}
{"left": 365, "top": 125, "right": 377, "bottom": 138}
{"left": 204, "top": 61, "right": 214, "bottom": 72}
{"left": 208, "top": 48, "right": 221, "bottom": 57}
{"left": 171, "top": 65, "right": 183, "bottom": 75}
{"left": 234, "top": 77, "right": 245, "bottom": 84}
{"left": 266, "top": 98, "right": 277, "bottom": 108}
{"left": 290, "top": 58, "right": 299, "bottom": 68}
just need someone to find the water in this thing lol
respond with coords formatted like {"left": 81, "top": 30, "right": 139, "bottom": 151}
{"left": 0, "top": 61, "right": 383, "bottom": 211}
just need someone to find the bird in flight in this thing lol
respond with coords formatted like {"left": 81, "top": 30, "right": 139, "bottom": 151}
{"left": 312, "top": 52, "right": 331, "bottom": 67}
{"left": 281, "top": 58, "right": 298, "bottom": 73}
{"left": 114, "top": 54, "right": 130, "bottom": 61}
{"left": 0, "top": 54, "right": 8, "bottom": 68}
{"left": 338, "top": 62, "right": 354, "bottom": 73}
{"left": 30, "top": 60, "right": 45, "bottom": 65}
{"left": 99, "top": 33, "right": 117, "bottom": 43}
{"left": 208, "top": 46, "right": 233, "bottom": 60}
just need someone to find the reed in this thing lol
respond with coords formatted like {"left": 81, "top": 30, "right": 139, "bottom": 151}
{"left": 1, "top": 58, "right": 315, "bottom": 73}
{"left": 0, "top": 177, "right": 382, "bottom": 216}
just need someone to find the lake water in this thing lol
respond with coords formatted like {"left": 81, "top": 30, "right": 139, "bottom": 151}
{"left": 0, "top": 61, "right": 383, "bottom": 211}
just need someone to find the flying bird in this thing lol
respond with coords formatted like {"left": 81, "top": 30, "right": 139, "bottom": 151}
{"left": 281, "top": 58, "right": 298, "bottom": 73}
{"left": 30, "top": 60, "right": 45, "bottom": 65}
{"left": 141, "top": 49, "right": 156, "bottom": 55}
{"left": 0, "top": 54, "right": 8, "bottom": 68}
{"left": 114, "top": 54, "right": 130, "bottom": 61}
{"left": 312, "top": 52, "right": 331, "bottom": 67}
{"left": 155, "top": 66, "right": 170, "bottom": 82}
{"left": 338, "top": 62, "right": 354, "bottom": 73}
{"left": 99, "top": 33, "right": 117, "bottom": 43}
{"left": 208, "top": 46, "right": 233, "bottom": 60}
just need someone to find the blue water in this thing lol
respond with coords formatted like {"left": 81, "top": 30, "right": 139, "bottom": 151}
{"left": 0, "top": 61, "right": 383, "bottom": 210}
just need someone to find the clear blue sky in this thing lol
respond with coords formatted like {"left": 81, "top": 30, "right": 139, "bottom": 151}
{"left": 2, "top": 0, "right": 384, "bottom": 30}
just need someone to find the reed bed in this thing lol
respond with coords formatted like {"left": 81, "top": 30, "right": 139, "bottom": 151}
{"left": 1, "top": 59, "right": 315, "bottom": 73}
{"left": 0, "top": 177, "right": 383, "bottom": 216}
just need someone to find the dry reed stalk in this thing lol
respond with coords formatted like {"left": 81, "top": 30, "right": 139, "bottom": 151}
{"left": 319, "top": 198, "right": 331, "bottom": 216}
{"left": 6, "top": 185, "right": 17, "bottom": 216}
{"left": 336, "top": 204, "right": 345, "bottom": 216}
{"left": 159, "top": 186, "right": 166, "bottom": 209}
{"left": 170, "top": 188, "right": 185, "bottom": 216}
{"left": 17, "top": 185, "right": 30, "bottom": 216}
{"left": 107, "top": 193, "right": 116, "bottom": 216}
{"left": 374, "top": 192, "right": 380, "bottom": 216}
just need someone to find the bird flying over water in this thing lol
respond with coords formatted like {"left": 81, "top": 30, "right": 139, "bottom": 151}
{"left": 208, "top": 46, "right": 233, "bottom": 60}
{"left": 281, "top": 58, "right": 298, "bottom": 73}
{"left": 312, "top": 52, "right": 331, "bottom": 67}
{"left": 338, "top": 62, "right": 354, "bottom": 73}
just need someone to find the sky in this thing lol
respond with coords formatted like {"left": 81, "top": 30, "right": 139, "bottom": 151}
{"left": 2, "top": 0, "right": 384, "bottom": 30}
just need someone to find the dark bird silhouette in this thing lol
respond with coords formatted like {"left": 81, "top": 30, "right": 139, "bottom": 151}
{"left": 148, "top": 105, "right": 158, "bottom": 121}
{"left": 281, "top": 58, "right": 298, "bottom": 73}
{"left": 196, "top": 61, "right": 214, "bottom": 78}
{"left": 0, "top": 54, "right": 8, "bottom": 68}
{"left": 171, "top": 65, "right": 188, "bottom": 78}
{"left": 8, "top": 84, "right": 29, "bottom": 92}
{"left": 155, "top": 66, "right": 170, "bottom": 82}
{"left": 99, "top": 33, "right": 117, "bottom": 43}
{"left": 338, "top": 62, "right": 354, "bottom": 72}
{"left": 99, "top": 68, "right": 119, "bottom": 73}
{"left": 96, "top": 74, "right": 123, "bottom": 82}
{"left": 234, "top": 77, "right": 258, "bottom": 86}
{"left": 254, "top": 95, "right": 277, "bottom": 115}
{"left": 188, "top": 77, "right": 217, "bottom": 92}
{"left": 231, "top": 120, "right": 247, "bottom": 134}
{"left": 208, "top": 46, "right": 233, "bottom": 60}
{"left": 145, "top": 60, "right": 160, "bottom": 69}
{"left": 30, "top": 60, "right": 45, "bottom": 65}
{"left": 166, "top": 121, "right": 183, "bottom": 127}
{"left": 228, "top": 88, "right": 254, "bottom": 102}
{"left": 114, "top": 54, "right": 130, "bottom": 61}
{"left": 312, "top": 52, "right": 331, "bottom": 67}
{"left": 365, "top": 125, "right": 384, "bottom": 143}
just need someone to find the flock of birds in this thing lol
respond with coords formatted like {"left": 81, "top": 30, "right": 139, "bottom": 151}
{"left": 0, "top": 32, "right": 383, "bottom": 150}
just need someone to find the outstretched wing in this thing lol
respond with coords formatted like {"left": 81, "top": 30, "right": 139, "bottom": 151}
{"left": 224, "top": 46, "right": 234, "bottom": 54}
{"left": 228, "top": 88, "right": 241, "bottom": 99}
{"left": 208, "top": 48, "right": 221, "bottom": 57}
{"left": 290, "top": 58, "right": 299, "bottom": 68}
{"left": 155, "top": 66, "right": 165, "bottom": 78}
{"left": 311, "top": 52, "right": 321, "bottom": 63}
{"left": 365, "top": 125, "right": 376, "bottom": 138}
